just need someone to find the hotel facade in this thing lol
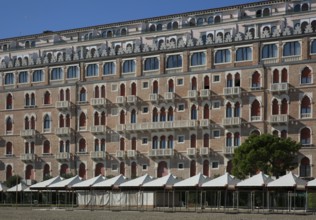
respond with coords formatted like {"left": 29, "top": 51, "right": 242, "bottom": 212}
{"left": 0, "top": 0, "right": 315, "bottom": 183}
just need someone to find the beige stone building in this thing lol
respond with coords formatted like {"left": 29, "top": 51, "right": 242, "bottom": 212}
{"left": 0, "top": 0, "right": 315, "bottom": 183}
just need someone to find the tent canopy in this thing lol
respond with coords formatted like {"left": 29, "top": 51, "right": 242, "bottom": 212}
{"left": 119, "top": 174, "right": 153, "bottom": 188}
{"left": 48, "top": 175, "right": 82, "bottom": 190}
{"left": 174, "top": 173, "right": 208, "bottom": 188}
{"left": 267, "top": 172, "right": 307, "bottom": 189}
{"left": 202, "top": 172, "right": 240, "bottom": 188}
{"left": 30, "top": 176, "right": 64, "bottom": 190}
{"left": 237, "top": 171, "right": 273, "bottom": 188}
{"left": 7, "top": 182, "right": 28, "bottom": 192}
{"left": 93, "top": 174, "right": 126, "bottom": 189}
{"left": 0, "top": 183, "right": 8, "bottom": 192}
{"left": 142, "top": 174, "right": 179, "bottom": 189}
{"left": 307, "top": 178, "right": 316, "bottom": 188}
{"left": 72, "top": 175, "right": 106, "bottom": 190}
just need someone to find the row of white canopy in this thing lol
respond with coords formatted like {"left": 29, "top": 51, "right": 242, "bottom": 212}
{"left": 3, "top": 171, "right": 316, "bottom": 192}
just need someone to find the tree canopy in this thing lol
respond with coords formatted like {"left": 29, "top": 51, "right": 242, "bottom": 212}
{"left": 232, "top": 134, "right": 301, "bottom": 179}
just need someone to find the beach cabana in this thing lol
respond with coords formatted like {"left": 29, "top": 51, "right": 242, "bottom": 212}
{"left": 72, "top": 175, "right": 106, "bottom": 207}
{"left": 173, "top": 173, "right": 209, "bottom": 211}
{"left": 201, "top": 173, "right": 240, "bottom": 212}
{"left": 142, "top": 174, "right": 179, "bottom": 211}
{"left": 267, "top": 172, "right": 307, "bottom": 212}
{"left": 236, "top": 172, "right": 273, "bottom": 212}
{"left": 119, "top": 174, "right": 153, "bottom": 210}
{"left": 92, "top": 174, "right": 126, "bottom": 209}
{"left": 48, "top": 175, "right": 82, "bottom": 207}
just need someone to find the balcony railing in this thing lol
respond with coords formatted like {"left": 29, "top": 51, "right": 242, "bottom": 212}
{"left": 125, "top": 120, "right": 198, "bottom": 132}
{"left": 116, "top": 96, "right": 126, "bottom": 105}
{"left": 301, "top": 113, "right": 312, "bottom": 119}
{"left": 90, "top": 151, "right": 106, "bottom": 160}
{"left": 127, "top": 150, "right": 137, "bottom": 158}
{"left": 173, "top": 120, "right": 198, "bottom": 129}
{"left": 55, "top": 127, "right": 71, "bottom": 136}
{"left": 270, "top": 114, "right": 289, "bottom": 123}
{"left": 223, "top": 87, "right": 240, "bottom": 96}
{"left": 200, "top": 89, "right": 210, "bottom": 98}
{"left": 222, "top": 117, "right": 241, "bottom": 126}
{"left": 187, "top": 148, "right": 197, "bottom": 157}
{"left": 55, "top": 152, "right": 71, "bottom": 160}
{"left": 116, "top": 124, "right": 125, "bottom": 132}
{"left": 187, "top": 90, "right": 198, "bottom": 100}
{"left": 20, "top": 153, "right": 36, "bottom": 162}
{"left": 127, "top": 95, "right": 137, "bottom": 104}
{"left": 200, "top": 147, "right": 209, "bottom": 156}
{"left": 90, "top": 125, "right": 106, "bottom": 134}
{"left": 223, "top": 146, "right": 238, "bottom": 154}
{"left": 270, "top": 83, "right": 288, "bottom": 92}
{"left": 148, "top": 149, "right": 174, "bottom": 157}
{"left": 200, "top": 119, "right": 210, "bottom": 127}
{"left": 282, "top": 56, "right": 301, "bottom": 63}
{"left": 116, "top": 150, "right": 125, "bottom": 158}
{"left": 164, "top": 92, "right": 174, "bottom": 101}
{"left": 189, "top": 65, "right": 206, "bottom": 72}
{"left": 90, "top": 98, "right": 106, "bottom": 107}
{"left": 251, "top": 116, "right": 261, "bottom": 121}
{"left": 149, "top": 93, "right": 158, "bottom": 102}
{"left": 20, "top": 129, "right": 36, "bottom": 138}
{"left": 55, "top": 101, "right": 70, "bottom": 110}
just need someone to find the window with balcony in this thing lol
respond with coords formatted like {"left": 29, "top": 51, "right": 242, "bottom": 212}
{"left": 272, "top": 68, "right": 288, "bottom": 84}
{"left": 152, "top": 136, "right": 158, "bottom": 149}
{"left": 18, "top": 71, "right": 28, "bottom": 83}
{"left": 25, "top": 142, "right": 34, "bottom": 154}
{"left": 283, "top": 41, "right": 301, "bottom": 57}
{"left": 191, "top": 105, "right": 197, "bottom": 120}
{"left": 300, "top": 127, "right": 311, "bottom": 145}
{"left": 236, "top": 47, "right": 252, "bottom": 61}
{"left": 226, "top": 133, "right": 232, "bottom": 147}
{"left": 167, "top": 107, "right": 174, "bottom": 121}
{"left": 4, "top": 73, "right": 14, "bottom": 85}
{"left": 67, "top": 66, "right": 78, "bottom": 79}
{"left": 6, "top": 117, "right": 13, "bottom": 134}
{"left": 301, "top": 96, "right": 311, "bottom": 118}
{"left": 6, "top": 94, "right": 12, "bottom": 109}
{"left": 281, "top": 130, "right": 287, "bottom": 139}
{"left": 79, "top": 138, "right": 86, "bottom": 153}
{"left": 294, "top": 3, "right": 309, "bottom": 12}
{"left": 24, "top": 117, "right": 30, "bottom": 130}
{"left": 168, "top": 79, "right": 174, "bottom": 92}
{"left": 251, "top": 71, "right": 261, "bottom": 89}
{"left": 203, "top": 133, "right": 209, "bottom": 148}
{"left": 131, "top": 109, "right": 136, "bottom": 123}
{"left": 234, "top": 132, "right": 240, "bottom": 146}
{"left": 43, "top": 114, "right": 50, "bottom": 132}
{"left": 160, "top": 136, "right": 166, "bottom": 149}
{"left": 191, "top": 77, "right": 197, "bottom": 90}
{"left": 301, "top": 67, "right": 312, "bottom": 84}
{"left": 190, "top": 134, "right": 196, "bottom": 148}
{"left": 215, "top": 49, "right": 231, "bottom": 64}
{"left": 191, "top": 52, "right": 206, "bottom": 66}
{"left": 119, "top": 83, "right": 125, "bottom": 96}
{"left": 144, "top": 57, "right": 159, "bottom": 71}
{"left": 152, "top": 108, "right": 158, "bottom": 122}
{"left": 153, "top": 81, "right": 159, "bottom": 94}
{"left": 203, "top": 76, "right": 210, "bottom": 89}
{"left": 190, "top": 160, "right": 196, "bottom": 177}
{"left": 122, "top": 60, "right": 135, "bottom": 73}
{"left": 166, "top": 55, "right": 182, "bottom": 68}
{"left": 79, "top": 112, "right": 86, "bottom": 130}
{"left": 235, "top": 102, "right": 241, "bottom": 117}
{"left": 86, "top": 64, "right": 99, "bottom": 77}
{"left": 300, "top": 157, "right": 311, "bottom": 177}
{"left": 203, "top": 104, "right": 210, "bottom": 119}
{"left": 160, "top": 107, "right": 166, "bottom": 122}
{"left": 251, "top": 99, "right": 261, "bottom": 121}
{"left": 44, "top": 91, "right": 51, "bottom": 104}
{"left": 79, "top": 88, "right": 86, "bottom": 102}
{"left": 119, "top": 110, "right": 125, "bottom": 124}
{"left": 51, "top": 68, "right": 63, "bottom": 80}
{"left": 203, "top": 160, "right": 210, "bottom": 177}
{"left": 131, "top": 82, "right": 137, "bottom": 96}
{"left": 262, "top": 44, "right": 277, "bottom": 59}
{"left": 167, "top": 135, "right": 174, "bottom": 149}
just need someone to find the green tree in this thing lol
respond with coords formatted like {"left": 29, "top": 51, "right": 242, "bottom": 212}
{"left": 4, "top": 175, "right": 22, "bottom": 188}
{"left": 232, "top": 134, "right": 301, "bottom": 179}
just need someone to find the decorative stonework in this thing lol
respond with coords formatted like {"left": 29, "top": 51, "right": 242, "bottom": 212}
{"left": 143, "top": 44, "right": 150, "bottom": 52}
{"left": 109, "top": 48, "right": 116, "bottom": 56}
{"left": 187, "top": 39, "right": 194, "bottom": 47}
{"left": 196, "top": 37, "right": 204, "bottom": 46}
{"left": 206, "top": 37, "right": 213, "bottom": 45}
{"left": 244, "top": 32, "right": 252, "bottom": 40}
{"left": 305, "top": 24, "right": 313, "bottom": 34}
{"left": 261, "top": 30, "right": 270, "bottom": 38}
{"left": 215, "top": 36, "right": 222, "bottom": 44}
{"left": 272, "top": 29, "right": 280, "bottom": 37}
{"left": 283, "top": 27, "right": 291, "bottom": 36}
{"left": 178, "top": 39, "right": 186, "bottom": 48}
{"left": 294, "top": 25, "right": 302, "bottom": 35}
{"left": 134, "top": 45, "right": 141, "bottom": 53}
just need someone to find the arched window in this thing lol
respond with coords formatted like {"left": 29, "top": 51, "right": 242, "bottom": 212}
{"left": 166, "top": 55, "right": 182, "bottom": 68}
{"left": 103, "top": 62, "right": 115, "bottom": 75}
{"left": 236, "top": 47, "right": 252, "bottom": 61}
{"left": 100, "top": 85, "right": 105, "bottom": 98}
{"left": 235, "top": 102, "right": 240, "bottom": 117}
{"left": 131, "top": 109, "right": 136, "bottom": 123}
{"left": 79, "top": 138, "right": 86, "bottom": 152}
{"left": 86, "top": 64, "right": 98, "bottom": 77}
{"left": 283, "top": 41, "right": 301, "bottom": 56}
{"left": 95, "top": 163, "right": 104, "bottom": 177}
{"left": 25, "top": 94, "right": 30, "bottom": 106}
{"left": 131, "top": 162, "right": 137, "bottom": 179}
{"left": 281, "top": 98, "right": 288, "bottom": 114}
{"left": 59, "top": 114, "right": 65, "bottom": 127}
{"left": 301, "top": 67, "right": 312, "bottom": 84}
{"left": 272, "top": 98, "right": 279, "bottom": 115}
{"left": 281, "top": 68, "right": 287, "bottom": 83}
{"left": 94, "top": 86, "right": 100, "bottom": 98}
{"left": 95, "top": 139, "right": 100, "bottom": 151}
{"left": 281, "top": 130, "right": 287, "bottom": 139}
{"left": 59, "top": 89, "right": 65, "bottom": 101}
{"left": 67, "top": 66, "right": 78, "bottom": 79}
{"left": 121, "top": 28, "right": 127, "bottom": 36}
{"left": 189, "top": 18, "right": 196, "bottom": 27}
{"left": 79, "top": 112, "right": 86, "bottom": 129}
{"left": 167, "top": 107, "right": 173, "bottom": 121}
{"left": 203, "top": 160, "right": 209, "bottom": 177}
{"left": 152, "top": 136, "right": 158, "bottom": 149}
{"left": 152, "top": 108, "right": 158, "bottom": 122}
{"left": 302, "top": 3, "right": 309, "bottom": 11}
{"left": 25, "top": 165, "right": 34, "bottom": 180}
{"left": 19, "top": 71, "right": 28, "bottom": 83}
{"left": 120, "top": 84, "right": 125, "bottom": 96}
{"left": 252, "top": 71, "right": 260, "bottom": 88}
{"left": 79, "top": 163, "right": 86, "bottom": 179}
{"left": 60, "top": 164, "right": 68, "bottom": 177}
{"left": 208, "top": 16, "right": 213, "bottom": 24}
{"left": 204, "top": 76, "right": 210, "bottom": 89}
{"left": 234, "top": 132, "right": 240, "bottom": 146}
{"left": 43, "top": 114, "right": 50, "bottom": 131}
{"left": 120, "top": 162, "right": 125, "bottom": 176}
{"left": 294, "top": 4, "right": 301, "bottom": 12}
{"left": 101, "top": 112, "right": 106, "bottom": 125}
{"left": 191, "top": 105, "right": 197, "bottom": 120}
{"left": 157, "top": 24, "right": 162, "bottom": 31}
{"left": 197, "top": 18, "right": 204, "bottom": 26}
{"left": 167, "top": 22, "right": 172, "bottom": 30}
{"left": 6, "top": 117, "right": 12, "bottom": 134}
{"left": 301, "top": 96, "right": 311, "bottom": 118}
{"left": 149, "top": 24, "right": 155, "bottom": 32}
{"left": 79, "top": 88, "right": 86, "bottom": 102}
{"left": 203, "top": 133, "right": 209, "bottom": 148}
{"left": 191, "top": 52, "right": 205, "bottom": 66}
{"left": 301, "top": 21, "right": 308, "bottom": 33}
{"left": 120, "top": 110, "right": 125, "bottom": 124}
{"left": 215, "top": 49, "right": 231, "bottom": 63}
{"left": 251, "top": 130, "right": 260, "bottom": 136}
{"left": 43, "top": 140, "right": 50, "bottom": 154}
{"left": 160, "top": 107, "right": 166, "bottom": 122}
{"left": 94, "top": 112, "right": 100, "bottom": 126}
{"left": 32, "top": 70, "right": 43, "bottom": 82}
{"left": 226, "top": 102, "right": 232, "bottom": 118}
{"left": 131, "top": 82, "right": 137, "bottom": 96}
{"left": 5, "top": 73, "right": 14, "bottom": 85}
{"left": 144, "top": 57, "right": 159, "bottom": 71}
{"left": 6, "top": 94, "right": 12, "bottom": 109}
{"left": 300, "top": 157, "right": 311, "bottom": 177}
{"left": 43, "top": 164, "right": 50, "bottom": 179}
{"left": 160, "top": 136, "right": 166, "bottom": 149}
{"left": 123, "top": 60, "right": 135, "bottom": 73}
{"left": 24, "top": 117, "right": 30, "bottom": 130}
{"left": 173, "top": 22, "right": 178, "bottom": 30}
{"left": 6, "top": 142, "right": 12, "bottom": 155}
{"left": 168, "top": 79, "right": 174, "bottom": 92}
{"left": 167, "top": 135, "right": 173, "bottom": 149}
{"left": 300, "top": 127, "right": 311, "bottom": 145}
{"left": 190, "top": 160, "right": 196, "bottom": 177}
{"left": 256, "top": 10, "right": 262, "bottom": 18}
{"left": 44, "top": 91, "right": 51, "bottom": 104}
{"left": 131, "top": 137, "right": 137, "bottom": 150}
{"left": 214, "top": 15, "right": 221, "bottom": 23}
{"left": 203, "top": 104, "right": 209, "bottom": 119}
{"left": 251, "top": 100, "right": 261, "bottom": 121}
{"left": 190, "top": 134, "right": 196, "bottom": 148}
{"left": 226, "top": 133, "right": 232, "bottom": 147}
{"left": 262, "top": 8, "right": 270, "bottom": 17}
{"left": 235, "top": 73, "right": 240, "bottom": 87}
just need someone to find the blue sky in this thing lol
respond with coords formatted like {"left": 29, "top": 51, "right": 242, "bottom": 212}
{"left": 0, "top": 0, "right": 261, "bottom": 39}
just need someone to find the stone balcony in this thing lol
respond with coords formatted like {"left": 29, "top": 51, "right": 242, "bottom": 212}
{"left": 149, "top": 93, "right": 158, "bottom": 103}
{"left": 200, "top": 89, "right": 210, "bottom": 98}
{"left": 20, "top": 129, "right": 36, "bottom": 139}
{"left": 270, "top": 83, "right": 288, "bottom": 92}
{"left": 125, "top": 120, "right": 198, "bottom": 132}
{"left": 55, "top": 127, "right": 71, "bottom": 137}
{"left": 187, "top": 90, "right": 198, "bottom": 100}
{"left": 127, "top": 95, "right": 137, "bottom": 104}
{"left": 222, "top": 117, "right": 241, "bottom": 127}
{"left": 116, "top": 96, "right": 126, "bottom": 105}
{"left": 187, "top": 148, "right": 197, "bottom": 157}
{"left": 223, "top": 87, "right": 240, "bottom": 96}
{"left": 90, "top": 125, "right": 106, "bottom": 135}
{"left": 164, "top": 92, "right": 174, "bottom": 101}
{"left": 55, "top": 101, "right": 70, "bottom": 110}
{"left": 270, "top": 114, "right": 289, "bottom": 124}
{"left": 126, "top": 150, "right": 137, "bottom": 158}
{"left": 90, "top": 151, "right": 106, "bottom": 160}
{"left": 148, "top": 148, "right": 174, "bottom": 158}
{"left": 223, "top": 146, "right": 238, "bottom": 155}
{"left": 90, "top": 98, "right": 106, "bottom": 108}
{"left": 20, "top": 153, "right": 36, "bottom": 162}
{"left": 55, "top": 152, "right": 71, "bottom": 161}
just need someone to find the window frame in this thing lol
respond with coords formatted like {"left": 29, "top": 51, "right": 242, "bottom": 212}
{"left": 18, "top": 71, "right": 28, "bottom": 84}
{"left": 32, "top": 69, "right": 44, "bottom": 83}
{"left": 214, "top": 48, "right": 231, "bottom": 64}
{"left": 166, "top": 53, "right": 183, "bottom": 69}
{"left": 50, "top": 67, "right": 63, "bottom": 81}
{"left": 103, "top": 61, "right": 116, "bottom": 75}
{"left": 283, "top": 40, "right": 301, "bottom": 57}
{"left": 122, "top": 59, "right": 136, "bottom": 74}
{"left": 143, "top": 56, "right": 159, "bottom": 72}
{"left": 190, "top": 51, "right": 206, "bottom": 66}
{"left": 67, "top": 65, "right": 79, "bottom": 79}
{"left": 235, "top": 46, "right": 253, "bottom": 62}
{"left": 86, "top": 63, "right": 99, "bottom": 77}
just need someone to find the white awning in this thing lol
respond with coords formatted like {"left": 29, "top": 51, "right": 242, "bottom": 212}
{"left": 119, "top": 174, "right": 153, "bottom": 188}
{"left": 48, "top": 175, "right": 82, "bottom": 189}
{"left": 237, "top": 172, "right": 273, "bottom": 187}
{"left": 267, "top": 172, "right": 307, "bottom": 189}
{"left": 72, "top": 175, "right": 106, "bottom": 189}
{"left": 174, "top": 173, "right": 209, "bottom": 188}
{"left": 7, "top": 183, "right": 28, "bottom": 192}
{"left": 142, "top": 174, "right": 179, "bottom": 188}
{"left": 93, "top": 174, "right": 126, "bottom": 188}
{"left": 30, "top": 176, "right": 64, "bottom": 190}
{"left": 202, "top": 173, "right": 240, "bottom": 188}
{"left": 307, "top": 178, "right": 316, "bottom": 187}
{"left": 0, "top": 183, "right": 8, "bottom": 192}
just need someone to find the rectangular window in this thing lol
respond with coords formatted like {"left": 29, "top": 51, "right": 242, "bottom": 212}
{"left": 86, "top": 64, "right": 99, "bottom": 77}
{"left": 142, "top": 106, "right": 149, "bottom": 114}
{"left": 262, "top": 44, "right": 277, "bottom": 59}
{"left": 67, "top": 66, "right": 78, "bottom": 79}
{"left": 190, "top": 52, "right": 206, "bottom": 66}
{"left": 212, "top": 101, "right": 220, "bottom": 109}
{"left": 18, "top": 71, "right": 28, "bottom": 83}
{"left": 112, "top": 164, "right": 118, "bottom": 171}
{"left": 142, "top": 81, "right": 149, "bottom": 89}
{"left": 103, "top": 62, "right": 116, "bottom": 75}
{"left": 215, "top": 49, "right": 231, "bottom": 64}
{"left": 177, "top": 78, "right": 184, "bottom": 86}
{"left": 123, "top": 60, "right": 135, "bottom": 73}
{"left": 51, "top": 68, "right": 63, "bottom": 80}
{"left": 213, "top": 75, "right": 220, "bottom": 82}
{"left": 177, "top": 135, "right": 185, "bottom": 143}
{"left": 144, "top": 57, "right": 159, "bottom": 71}
{"left": 32, "top": 70, "right": 44, "bottom": 82}
{"left": 236, "top": 47, "right": 252, "bottom": 61}
{"left": 142, "top": 164, "right": 148, "bottom": 171}
{"left": 212, "top": 161, "right": 219, "bottom": 169}
{"left": 213, "top": 130, "right": 220, "bottom": 138}
{"left": 283, "top": 41, "right": 301, "bottom": 57}
{"left": 178, "top": 163, "right": 184, "bottom": 170}
{"left": 178, "top": 103, "right": 185, "bottom": 112}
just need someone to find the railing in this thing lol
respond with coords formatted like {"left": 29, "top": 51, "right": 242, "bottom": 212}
{"left": 55, "top": 101, "right": 70, "bottom": 109}
{"left": 116, "top": 150, "right": 125, "bottom": 158}
{"left": 187, "top": 90, "right": 198, "bottom": 99}
{"left": 127, "top": 150, "right": 137, "bottom": 158}
{"left": 270, "top": 83, "right": 288, "bottom": 92}
{"left": 20, "top": 153, "right": 36, "bottom": 161}
{"left": 20, "top": 129, "right": 36, "bottom": 138}
{"left": 200, "top": 89, "right": 210, "bottom": 98}
{"left": 90, "top": 151, "right": 106, "bottom": 159}
{"left": 251, "top": 116, "right": 261, "bottom": 121}
{"left": 301, "top": 113, "right": 312, "bottom": 118}
{"left": 90, "top": 98, "right": 106, "bottom": 106}
{"left": 187, "top": 148, "right": 197, "bottom": 157}
{"left": 224, "top": 146, "right": 238, "bottom": 154}
{"left": 282, "top": 56, "right": 301, "bottom": 63}
{"left": 55, "top": 127, "right": 71, "bottom": 136}
{"left": 90, "top": 125, "right": 106, "bottom": 134}
{"left": 262, "top": 58, "right": 278, "bottom": 64}
{"left": 116, "top": 96, "right": 126, "bottom": 104}
{"left": 165, "top": 68, "right": 182, "bottom": 74}
{"left": 127, "top": 95, "right": 137, "bottom": 104}
{"left": 148, "top": 149, "right": 174, "bottom": 157}
{"left": 200, "top": 148, "right": 209, "bottom": 156}
{"left": 223, "top": 87, "right": 241, "bottom": 96}
{"left": 149, "top": 93, "right": 158, "bottom": 102}
{"left": 164, "top": 92, "right": 174, "bottom": 100}
{"left": 222, "top": 117, "right": 241, "bottom": 126}
{"left": 125, "top": 120, "right": 198, "bottom": 131}
{"left": 55, "top": 152, "right": 71, "bottom": 160}
{"left": 189, "top": 65, "right": 206, "bottom": 72}
{"left": 200, "top": 119, "right": 210, "bottom": 127}
{"left": 270, "top": 114, "right": 288, "bottom": 123}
